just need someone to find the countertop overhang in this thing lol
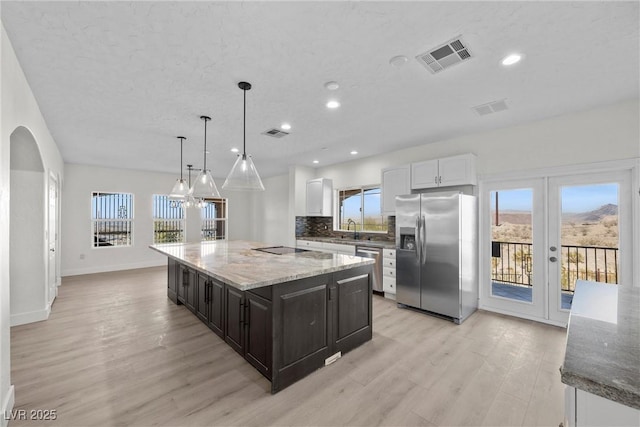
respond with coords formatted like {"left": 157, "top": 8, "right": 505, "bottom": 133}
{"left": 150, "top": 240, "right": 374, "bottom": 291}
{"left": 560, "top": 280, "right": 640, "bottom": 410}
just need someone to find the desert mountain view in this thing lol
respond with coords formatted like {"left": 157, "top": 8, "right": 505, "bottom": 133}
{"left": 492, "top": 204, "right": 618, "bottom": 248}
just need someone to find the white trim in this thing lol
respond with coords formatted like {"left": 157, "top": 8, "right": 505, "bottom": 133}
{"left": 1, "top": 385, "right": 15, "bottom": 427}
{"left": 477, "top": 305, "right": 567, "bottom": 328}
{"left": 61, "top": 260, "right": 165, "bottom": 277}
{"left": 10, "top": 306, "right": 50, "bottom": 327}
{"left": 479, "top": 158, "right": 639, "bottom": 182}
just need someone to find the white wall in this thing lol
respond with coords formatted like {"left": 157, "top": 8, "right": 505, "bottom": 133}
{"left": 1, "top": 23, "right": 65, "bottom": 426}
{"left": 315, "top": 100, "right": 640, "bottom": 189}
{"left": 9, "top": 170, "right": 46, "bottom": 323}
{"left": 253, "top": 174, "right": 290, "bottom": 246}
{"left": 61, "top": 163, "right": 253, "bottom": 276}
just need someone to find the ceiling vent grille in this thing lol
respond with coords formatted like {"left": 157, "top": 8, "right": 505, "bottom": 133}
{"left": 416, "top": 36, "right": 473, "bottom": 74}
{"left": 262, "top": 128, "right": 290, "bottom": 138}
{"left": 472, "top": 99, "right": 509, "bottom": 116}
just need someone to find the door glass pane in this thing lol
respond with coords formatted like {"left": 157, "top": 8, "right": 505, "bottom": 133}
{"left": 559, "top": 184, "right": 619, "bottom": 310}
{"left": 490, "top": 189, "right": 533, "bottom": 303}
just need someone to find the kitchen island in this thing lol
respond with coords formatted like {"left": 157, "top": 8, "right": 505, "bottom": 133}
{"left": 150, "top": 240, "right": 374, "bottom": 393}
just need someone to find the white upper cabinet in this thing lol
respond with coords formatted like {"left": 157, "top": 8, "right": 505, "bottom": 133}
{"left": 411, "top": 153, "right": 477, "bottom": 189}
{"left": 306, "top": 178, "right": 333, "bottom": 216}
{"left": 411, "top": 159, "right": 439, "bottom": 189}
{"left": 381, "top": 165, "right": 411, "bottom": 216}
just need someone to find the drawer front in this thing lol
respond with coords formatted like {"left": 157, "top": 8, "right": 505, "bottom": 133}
{"left": 382, "top": 257, "right": 395, "bottom": 268}
{"left": 383, "top": 267, "right": 396, "bottom": 278}
{"left": 383, "top": 249, "right": 396, "bottom": 259}
{"left": 325, "top": 243, "right": 355, "bottom": 255}
{"left": 297, "top": 240, "right": 323, "bottom": 249}
{"left": 383, "top": 276, "right": 396, "bottom": 294}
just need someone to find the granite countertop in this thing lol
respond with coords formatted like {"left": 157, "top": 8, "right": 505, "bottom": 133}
{"left": 296, "top": 236, "right": 396, "bottom": 249}
{"left": 150, "top": 240, "right": 374, "bottom": 291}
{"left": 560, "top": 280, "right": 640, "bottom": 410}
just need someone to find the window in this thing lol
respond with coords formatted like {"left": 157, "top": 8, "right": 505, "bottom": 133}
{"left": 152, "top": 195, "right": 185, "bottom": 244}
{"left": 91, "top": 192, "right": 133, "bottom": 247}
{"left": 202, "top": 198, "right": 227, "bottom": 241}
{"left": 337, "top": 186, "right": 387, "bottom": 232}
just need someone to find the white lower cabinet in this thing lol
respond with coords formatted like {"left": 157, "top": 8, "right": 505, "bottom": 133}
{"left": 564, "top": 386, "right": 640, "bottom": 427}
{"left": 296, "top": 240, "right": 355, "bottom": 256}
{"left": 382, "top": 249, "right": 396, "bottom": 299}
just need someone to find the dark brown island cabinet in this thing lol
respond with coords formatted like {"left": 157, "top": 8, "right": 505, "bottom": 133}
{"left": 166, "top": 258, "right": 373, "bottom": 393}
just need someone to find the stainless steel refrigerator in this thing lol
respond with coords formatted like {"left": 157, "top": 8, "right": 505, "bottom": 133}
{"left": 395, "top": 193, "right": 477, "bottom": 324}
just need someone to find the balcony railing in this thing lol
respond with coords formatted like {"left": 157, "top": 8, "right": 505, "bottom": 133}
{"left": 491, "top": 241, "right": 618, "bottom": 293}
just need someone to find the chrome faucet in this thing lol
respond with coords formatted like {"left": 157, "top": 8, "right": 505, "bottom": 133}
{"left": 347, "top": 219, "right": 359, "bottom": 240}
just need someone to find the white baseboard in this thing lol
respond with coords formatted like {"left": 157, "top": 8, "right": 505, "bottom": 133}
{"left": 61, "top": 260, "right": 165, "bottom": 277}
{"left": 10, "top": 306, "right": 50, "bottom": 327}
{"left": 1, "top": 385, "right": 15, "bottom": 427}
{"left": 478, "top": 304, "right": 567, "bottom": 328}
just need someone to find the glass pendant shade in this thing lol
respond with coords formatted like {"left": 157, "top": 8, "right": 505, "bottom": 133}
{"left": 189, "top": 169, "right": 220, "bottom": 199}
{"left": 169, "top": 178, "right": 189, "bottom": 200}
{"left": 222, "top": 81, "right": 265, "bottom": 192}
{"left": 222, "top": 153, "right": 265, "bottom": 191}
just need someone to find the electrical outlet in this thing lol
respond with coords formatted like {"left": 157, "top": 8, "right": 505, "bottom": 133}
{"left": 79, "top": 253, "right": 85, "bottom": 260}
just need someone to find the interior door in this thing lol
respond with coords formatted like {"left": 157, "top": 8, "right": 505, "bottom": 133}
{"left": 481, "top": 178, "right": 546, "bottom": 320}
{"left": 47, "top": 174, "right": 58, "bottom": 305}
{"left": 547, "top": 171, "right": 631, "bottom": 324}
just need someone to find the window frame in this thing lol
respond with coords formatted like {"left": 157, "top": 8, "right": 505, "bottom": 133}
{"left": 334, "top": 184, "right": 387, "bottom": 234}
{"left": 152, "top": 194, "right": 186, "bottom": 244}
{"left": 201, "top": 198, "right": 228, "bottom": 241}
{"left": 91, "top": 191, "right": 134, "bottom": 249}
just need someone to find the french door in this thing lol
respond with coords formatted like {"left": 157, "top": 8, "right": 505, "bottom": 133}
{"left": 481, "top": 169, "right": 632, "bottom": 326}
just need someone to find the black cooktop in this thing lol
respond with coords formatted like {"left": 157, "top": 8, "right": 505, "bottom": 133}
{"left": 253, "top": 246, "right": 309, "bottom": 255}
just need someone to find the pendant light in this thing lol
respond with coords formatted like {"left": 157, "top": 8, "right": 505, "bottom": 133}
{"left": 189, "top": 115, "right": 221, "bottom": 200}
{"left": 222, "top": 82, "right": 265, "bottom": 191}
{"left": 168, "top": 136, "right": 188, "bottom": 201}
{"left": 184, "top": 164, "right": 206, "bottom": 209}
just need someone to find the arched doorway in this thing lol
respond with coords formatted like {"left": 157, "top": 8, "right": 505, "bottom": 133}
{"left": 9, "top": 126, "right": 49, "bottom": 326}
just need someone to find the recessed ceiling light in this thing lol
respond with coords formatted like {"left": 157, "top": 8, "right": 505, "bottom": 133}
{"left": 350, "top": 150, "right": 358, "bottom": 155}
{"left": 326, "top": 100, "right": 340, "bottom": 109}
{"left": 501, "top": 54, "right": 522, "bottom": 66}
{"left": 321, "top": 147, "right": 328, "bottom": 151}
{"left": 324, "top": 81, "right": 339, "bottom": 91}
{"left": 389, "top": 55, "right": 408, "bottom": 67}
{"left": 230, "top": 148, "right": 239, "bottom": 153}
{"left": 313, "top": 160, "right": 319, "bottom": 164}
{"left": 281, "top": 123, "right": 291, "bottom": 130}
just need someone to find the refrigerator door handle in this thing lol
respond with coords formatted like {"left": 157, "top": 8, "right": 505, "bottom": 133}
{"left": 415, "top": 216, "right": 421, "bottom": 262}
{"left": 421, "top": 215, "right": 427, "bottom": 265}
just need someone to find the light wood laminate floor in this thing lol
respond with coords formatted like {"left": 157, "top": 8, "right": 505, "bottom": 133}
{"left": 10, "top": 267, "right": 567, "bottom": 426}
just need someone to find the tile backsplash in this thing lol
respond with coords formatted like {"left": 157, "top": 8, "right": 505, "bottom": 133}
{"left": 296, "top": 216, "right": 395, "bottom": 241}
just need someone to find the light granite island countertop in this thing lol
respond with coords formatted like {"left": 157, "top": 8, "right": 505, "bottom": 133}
{"left": 150, "top": 240, "right": 374, "bottom": 291}
{"left": 560, "top": 280, "right": 640, "bottom": 411}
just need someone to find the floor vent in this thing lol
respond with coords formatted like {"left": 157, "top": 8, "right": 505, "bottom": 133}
{"left": 416, "top": 36, "right": 473, "bottom": 74}
{"left": 262, "top": 128, "right": 290, "bottom": 138}
{"left": 472, "top": 99, "right": 509, "bottom": 116}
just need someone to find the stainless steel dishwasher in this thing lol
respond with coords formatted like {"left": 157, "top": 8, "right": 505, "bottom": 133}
{"left": 355, "top": 246, "right": 383, "bottom": 292}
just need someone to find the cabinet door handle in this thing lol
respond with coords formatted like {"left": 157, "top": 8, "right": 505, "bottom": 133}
{"left": 434, "top": 176, "right": 438, "bottom": 184}
{"left": 205, "top": 281, "right": 210, "bottom": 303}
{"left": 439, "top": 176, "right": 442, "bottom": 184}
{"left": 239, "top": 300, "right": 245, "bottom": 325}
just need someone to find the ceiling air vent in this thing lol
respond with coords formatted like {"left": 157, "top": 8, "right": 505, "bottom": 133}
{"left": 262, "top": 128, "right": 290, "bottom": 138}
{"left": 416, "top": 36, "right": 473, "bottom": 74}
{"left": 472, "top": 99, "right": 509, "bottom": 116}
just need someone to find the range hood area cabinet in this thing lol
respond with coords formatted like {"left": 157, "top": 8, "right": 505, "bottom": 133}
{"left": 306, "top": 178, "right": 333, "bottom": 216}
{"left": 381, "top": 165, "right": 411, "bottom": 216}
{"left": 411, "top": 153, "right": 477, "bottom": 189}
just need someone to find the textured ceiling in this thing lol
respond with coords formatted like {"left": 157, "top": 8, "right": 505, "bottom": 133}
{"left": 1, "top": 1, "right": 638, "bottom": 179}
